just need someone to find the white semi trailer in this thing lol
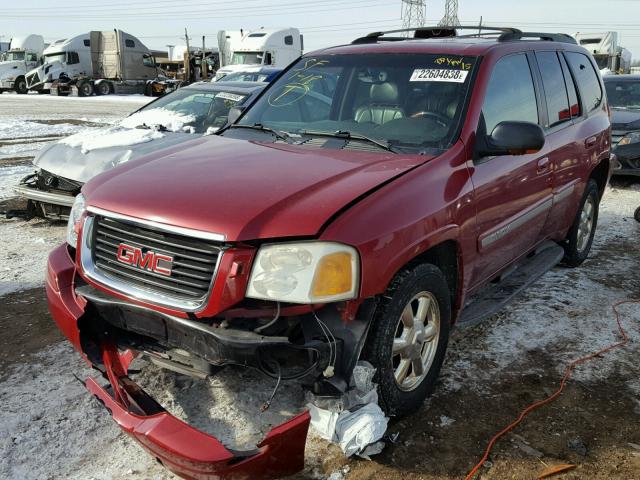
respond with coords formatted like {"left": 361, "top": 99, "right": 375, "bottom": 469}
{"left": 25, "top": 30, "right": 161, "bottom": 96}
{"left": 574, "top": 31, "right": 632, "bottom": 75}
{"left": 215, "top": 28, "right": 302, "bottom": 79}
{"left": 0, "top": 35, "right": 45, "bottom": 94}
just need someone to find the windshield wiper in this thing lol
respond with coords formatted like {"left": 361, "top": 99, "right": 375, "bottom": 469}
{"left": 300, "top": 129, "right": 397, "bottom": 153}
{"left": 135, "top": 123, "right": 169, "bottom": 132}
{"left": 229, "top": 123, "right": 294, "bottom": 143}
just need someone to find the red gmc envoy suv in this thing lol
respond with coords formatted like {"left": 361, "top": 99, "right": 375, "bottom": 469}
{"left": 46, "top": 27, "right": 613, "bottom": 479}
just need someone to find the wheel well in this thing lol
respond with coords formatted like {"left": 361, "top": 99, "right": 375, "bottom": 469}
{"left": 590, "top": 158, "right": 610, "bottom": 200}
{"left": 403, "top": 240, "right": 459, "bottom": 309}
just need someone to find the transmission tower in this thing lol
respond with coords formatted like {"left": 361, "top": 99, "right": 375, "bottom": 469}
{"left": 439, "top": 0, "right": 460, "bottom": 26}
{"left": 401, "top": 0, "right": 426, "bottom": 31}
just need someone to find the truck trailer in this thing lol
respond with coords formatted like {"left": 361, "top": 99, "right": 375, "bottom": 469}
{"left": 25, "top": 30, "right": 161, "bottom": 96}
{"left": 0, "top": 35, "right": 45, "bottom": 94}
{"left": 574, "top": 31, "right": 632, "bottom": 75}
{"left": 215, "top": 28, "right": 302, "bottom": 79}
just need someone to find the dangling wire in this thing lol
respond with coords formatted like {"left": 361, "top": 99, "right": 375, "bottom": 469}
{"left": 260, "top": 359, "right": 281, "bottom": 412}
{"left": 311, "top": 308, "right": 337, "bottom": 377}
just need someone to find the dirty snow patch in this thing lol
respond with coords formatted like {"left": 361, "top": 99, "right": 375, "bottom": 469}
{"left": 120, "top": 107, "right": 196, "bottom": 132}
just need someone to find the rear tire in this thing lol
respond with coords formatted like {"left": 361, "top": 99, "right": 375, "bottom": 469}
{"left": 634, "top": 206, "right": 640, "bottom": 223}
{"left": 95, "top": 82, "right": 110, "bottom": 96}
{"left": 362, "top": 263, "right": 451, "bottom": 418}
{"left": 562, "top": 179, "right": 599, "bottom": 267}
{"left": 77, "top": 81, "right": 93, "bottom": 97}
{"left": 14, "top": 77, "right": 28, "bottom": 94}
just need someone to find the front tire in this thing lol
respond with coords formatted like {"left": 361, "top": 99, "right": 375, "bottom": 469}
{"left": 14, "top": 77, "right": 28, "bottom": 94}
{"left": 363, "top": 263, "right": 451, "bottom": 417}
{"left": 563, "top": 179, "right": 599, "bottom": 267}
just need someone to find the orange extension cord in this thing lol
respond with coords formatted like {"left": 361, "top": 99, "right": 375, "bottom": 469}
{"left": 465, "top": 299, "right": 640, "bottom": 480}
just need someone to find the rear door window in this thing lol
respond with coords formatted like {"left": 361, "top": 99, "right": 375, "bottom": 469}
{"left": 536, "top": 52, "right": 571, "bottom": 128}
{"left": 481, "top": 53, "right": 539, "bottom": 134}
{"left": 565, "top": 52, "right": 602, "bottom": 113}
{"left": 558, "top": 54, "right": 581, "bottom": 118}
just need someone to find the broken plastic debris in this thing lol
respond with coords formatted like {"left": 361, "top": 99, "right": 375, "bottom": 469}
{"left": 335, "top": 403, "right": 388, "bottom": 457}
{"left": 537, "top": 464, "right": 576, "bottom": 479}
{"left": 358, "top": 440, "right": 385, "bottom": 460}
{"left": 307, "top": 361, "right": 388, "bottom": 457}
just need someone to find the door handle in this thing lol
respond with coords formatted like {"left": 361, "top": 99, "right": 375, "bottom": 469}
{"left": 585, "top": 136, "right": 597, "bottom": 148}
{"left": 537, "top": 157, "right": 550, "bottom": 174}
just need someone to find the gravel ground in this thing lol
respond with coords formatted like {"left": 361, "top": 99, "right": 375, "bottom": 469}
{"left": 0, "top": 94, "right": 639, "bottom": 480}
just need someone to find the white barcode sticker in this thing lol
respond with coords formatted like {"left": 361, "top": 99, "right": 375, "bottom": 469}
{"left": 410, "top": 68, "right": 469, "bottom": 83}
{"left": 216, "top": 91, "right": 245, "bottom": 102}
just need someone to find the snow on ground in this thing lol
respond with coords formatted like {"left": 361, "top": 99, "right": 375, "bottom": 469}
{"left": 0, "top": 217, "right": 66, "bottom": 296}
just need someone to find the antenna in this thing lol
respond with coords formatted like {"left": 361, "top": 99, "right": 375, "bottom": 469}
{"left": 439, "top": 0, "right": 460, "bottom": 26}
{"left": 401, "top": 0, "right": 426, "bottom": 33}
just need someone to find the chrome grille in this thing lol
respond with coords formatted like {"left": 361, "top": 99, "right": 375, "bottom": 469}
{"left": 84, "top": 214, "right": 223, "bottom": 309}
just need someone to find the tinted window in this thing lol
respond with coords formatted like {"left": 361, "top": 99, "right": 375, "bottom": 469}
{"left": 559, "top": 54, "right": 581, "bottom": 118}
{"left": 536, "top": 52, "right": 570, "bottom": 127}
{"left": 284, "top": 35, "right": 293, "bottom": 46}
{"left": 67, "top": 52, "right": 79, "bottom": 64}
{"left": 83, "top": 39, "right": 90, "bottom": 47}
{"left": 125, "top": 39, "right": 135, "bottom": 48}
{"left": 565, "top": 52, "right": 602, "bottom": 112}
{"left": 482, "top": 54, "right": 538, "bottom": 133}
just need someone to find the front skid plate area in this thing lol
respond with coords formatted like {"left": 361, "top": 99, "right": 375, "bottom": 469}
{"left": 87, "top": 344, "right": 310, "bottom": 480}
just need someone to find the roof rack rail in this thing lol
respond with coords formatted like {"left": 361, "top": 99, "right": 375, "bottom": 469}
{"left": 352, "top": 26, "right": 577, "bottom": 45}
{"left": 352, "top": 26, "right": 521, "bottom": 44}
{"left": 497, "top": 31, "right": 577, "bottom": 44}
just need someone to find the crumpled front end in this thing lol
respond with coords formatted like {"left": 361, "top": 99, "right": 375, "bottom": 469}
{"left": 45, "top": 243, "right": 312, "bottom": 479}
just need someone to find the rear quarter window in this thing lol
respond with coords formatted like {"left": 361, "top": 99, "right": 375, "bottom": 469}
{"left": 565, "top": 52, "right": 603, "bottom": 113}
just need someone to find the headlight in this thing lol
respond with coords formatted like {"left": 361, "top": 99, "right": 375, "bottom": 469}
{"left": 246, "top": 242, "right": 359, "bottom": 303}
{"left": 618, "top": 131, "right": 640, "bottom": 146}
{"left": 66, "top": 193, "right": 86, "bottom": 247}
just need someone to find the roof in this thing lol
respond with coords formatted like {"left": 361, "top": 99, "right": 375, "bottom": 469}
{"left": 184, "top": 80, "right": 267, "bottom": 93}
{"left": 309, "top": 26, "right": 581, "bottom": 57}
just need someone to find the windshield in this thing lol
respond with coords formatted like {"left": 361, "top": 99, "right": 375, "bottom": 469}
{"left": 231, "top": 51, "right": 264, "bottom": 65}
{"left": 44, "top": 52, "right": 66, "bottom": 63}
{"left": 605, "top": 79, "right": 640, "bottom": 109}
{"left": 129, "top": 88, "right": 249, "bottom": 133}
{"left": 231, "top": 53, "right": 476, "bottom": 153}
{"left": 5, "top": 51, "right": 25, "bottom": 61}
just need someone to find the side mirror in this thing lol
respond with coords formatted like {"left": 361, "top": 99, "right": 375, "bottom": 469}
{"left": 227, "top": 106, "right": 246, "bottom": 124}
{"left": 480, "top": 121, "right": 545, "bottom": 157}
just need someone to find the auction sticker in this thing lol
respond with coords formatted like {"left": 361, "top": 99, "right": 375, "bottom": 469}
{"left": 216, "top": 92, "right": 245, "bottom": 102}
{"left": 410, "top": 68, "right": 469, "bottom": 82}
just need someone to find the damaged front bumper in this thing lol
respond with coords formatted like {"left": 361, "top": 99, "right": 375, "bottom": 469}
{"left": 46, "top": 243, "right": 376, "bottom": 478}
{"left": 46, "top": 243, "right": 311, "bottom": 479}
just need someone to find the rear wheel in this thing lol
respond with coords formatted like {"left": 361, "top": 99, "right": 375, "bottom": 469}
{"left": 363, "top": 263, "right": 451, "bottom": 417}
{"left": 14, "top": 77, "right": 28, "bottom": 94}
{"left": 95, "top": 81, "right": 110, "bottom": 96}
{"left": 77, "top": 81, "right": 93, "bottom": 97}
{"left": 634, "top": 206, "right": 640, "bottom": 223}
{"left": 562, "top": 179, "right": 599, "bottom": 267}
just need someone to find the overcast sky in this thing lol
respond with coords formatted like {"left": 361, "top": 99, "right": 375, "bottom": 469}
{"left": 1, "top": 0, "right": 639, "bottom": 58}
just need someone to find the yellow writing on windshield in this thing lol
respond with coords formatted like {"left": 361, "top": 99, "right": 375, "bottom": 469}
{"left": 434, "top": 57, "right": 472, "bottom": 70}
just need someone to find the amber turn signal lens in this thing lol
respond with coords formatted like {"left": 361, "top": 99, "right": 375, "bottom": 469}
{"left": 311, "top": 252, "right": 353, "bottom": 298}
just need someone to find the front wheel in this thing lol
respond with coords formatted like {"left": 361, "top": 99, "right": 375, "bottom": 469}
{"left": 562, "top": 179, "right": 599, "bottom": 267}
{"left": 14, "top": 77, "right": 28, "bottom": 94}
{"left": 362, "top": 263, "right": 451, "bottom": 418}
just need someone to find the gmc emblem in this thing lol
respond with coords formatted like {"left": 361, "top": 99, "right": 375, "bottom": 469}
{"left": 116, "top": 243, "right": 173, "bottom": 276}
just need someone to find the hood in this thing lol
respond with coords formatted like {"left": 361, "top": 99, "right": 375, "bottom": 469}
{"left": 611, "top": 108, "right": 640, "bottom": 131}
{"left": 35, "top": 130, "right": 198, "bottom": 183}
{"left": 83, "top": 136, "right": 430, "bottom": 241}
{"left": 0, "top": 61, "right": 25, "bottom": 78}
